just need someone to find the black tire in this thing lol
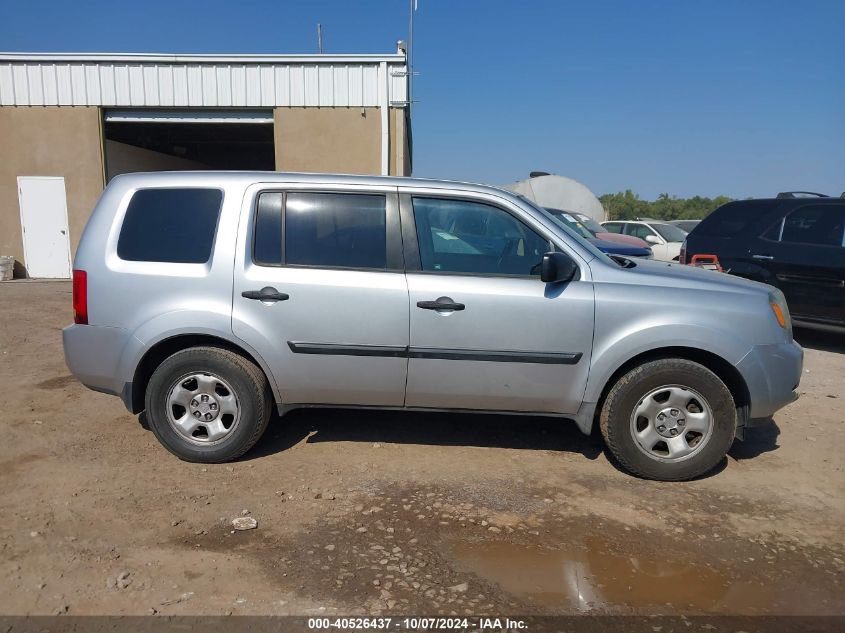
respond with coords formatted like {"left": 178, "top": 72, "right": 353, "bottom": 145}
{"left": 144, "top": 346, "right": 273, "bottom": 463}
{"left": 599, "top": 358, "right": 736, "bottom": 481}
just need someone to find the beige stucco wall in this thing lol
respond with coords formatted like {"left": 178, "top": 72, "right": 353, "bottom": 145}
{"left": 0, "top": 106, "right": 104, "bottom": 276}
{"left": 274, "top": 107, "right": 381, "bottom": 175}
{"left": 390, "top": 108, "right": 411, "bottom": 177}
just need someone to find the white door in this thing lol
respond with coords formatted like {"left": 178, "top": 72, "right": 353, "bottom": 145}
{"left": 18, "top": 177, "right": 72, "bottom": 278}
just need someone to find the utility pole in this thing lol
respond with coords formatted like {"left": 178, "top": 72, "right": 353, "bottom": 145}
{"left": 317, "top": 23, "right": 323, "bottom": 54}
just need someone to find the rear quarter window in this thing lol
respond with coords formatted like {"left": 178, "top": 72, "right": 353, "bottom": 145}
{"left": 117, "top": 188, "right": 223, "bottom": 263}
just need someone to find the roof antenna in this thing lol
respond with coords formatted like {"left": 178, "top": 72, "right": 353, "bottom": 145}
{"left": 317, "top": 23, "right": 324, "bottom": 53}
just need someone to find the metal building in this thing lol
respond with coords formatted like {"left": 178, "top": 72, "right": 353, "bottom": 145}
{"left": 0, "top": 45, "right": 410, "bottom": 278}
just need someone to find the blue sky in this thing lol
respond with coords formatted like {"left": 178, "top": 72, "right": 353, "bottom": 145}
{"left": 1, "top": 0, "right": 843, "bottom": 199}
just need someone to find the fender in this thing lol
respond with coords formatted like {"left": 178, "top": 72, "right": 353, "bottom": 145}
{"left": 583, "top": 321, "right": 752, "bottom": 410}
{"left": 116, "top": 308, "right": 283, "bottom": 406}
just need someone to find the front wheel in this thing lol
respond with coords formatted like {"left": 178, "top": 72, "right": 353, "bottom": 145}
{"left": 144, "top": 346, "right": 273, "bottom": 463}
{"left": 599, "top": 358, "right": 737, "bottom": 481}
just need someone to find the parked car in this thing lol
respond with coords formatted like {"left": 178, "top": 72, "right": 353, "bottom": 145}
{"left": 601, "top": 220, "right": 688, "bottom": 261}
{"left": 544, "top": 208, "right": 653, "bottom": 259}
{"left": 683, "top": 195, "right": 845, "bottom": 332}
{"left": 568, "top": 212, "right": 651, "bottom": 249}
{"left": 670, "top": 219, "right": 700, "bottom": 233}
{"left": 63, "top": 172, "right": 802, "bottom": 481}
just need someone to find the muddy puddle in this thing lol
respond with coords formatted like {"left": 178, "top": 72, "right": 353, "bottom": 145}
{"left": 175, "top": 482, "right": 844, "bottom": 616}
{"left": 446, "top": 536, "right": 825, "bottom": 615}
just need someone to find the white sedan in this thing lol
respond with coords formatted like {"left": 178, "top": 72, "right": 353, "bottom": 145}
{"left": 600, "top": 220, "right": 688, "bottom": 261}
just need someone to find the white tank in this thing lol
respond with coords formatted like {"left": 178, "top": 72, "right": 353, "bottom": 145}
{"left": 504, "top": 174, "right": 605, "bottom": 221}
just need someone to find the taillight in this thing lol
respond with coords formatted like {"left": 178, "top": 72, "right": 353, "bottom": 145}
{"left": 72, "top": 270, "right": 88, "bottom": 325}
{"left": 679, "top": 239, "right": 687, "bottom": 264}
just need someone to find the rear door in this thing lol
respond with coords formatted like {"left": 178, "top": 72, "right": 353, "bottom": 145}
{"left": 400, "top": 189, "right": 595, "bottom": 414}
{"left": 232, "top": 184, "right": 409, "bottom": 407}
{"left": 754, "top": 202, "right": 845, "bottom": 326}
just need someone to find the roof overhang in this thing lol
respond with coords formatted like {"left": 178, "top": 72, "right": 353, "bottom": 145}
{"left": 0, "top": 52, "right": 406, "bottom": 64}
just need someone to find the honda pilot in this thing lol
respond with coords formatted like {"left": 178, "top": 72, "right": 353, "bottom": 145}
{"left": 63, "top": 172, "right": 803, "bottom": 481}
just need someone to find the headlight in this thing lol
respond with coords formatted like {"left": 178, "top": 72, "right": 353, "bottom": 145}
{"left": 769, "top": 289, "right": 792, "bottom": 334}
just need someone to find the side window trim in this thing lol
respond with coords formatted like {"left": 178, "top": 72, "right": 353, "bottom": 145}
{"left": 399, "top": 193, "right": 558, "bottom": 279}
{"left": 249, "top": 189, "right": 403, "bottom": 272}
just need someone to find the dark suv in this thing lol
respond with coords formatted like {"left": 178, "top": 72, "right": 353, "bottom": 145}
{"left": 682, "top": 193, "right": 845, "bottom": 332}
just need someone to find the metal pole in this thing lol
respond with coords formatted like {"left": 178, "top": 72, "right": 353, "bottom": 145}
{"left": 317, "top": 23, "right": 323, "bottom": 54}
{"left": 408, "top": 0, "right": 414, "bottom": 118}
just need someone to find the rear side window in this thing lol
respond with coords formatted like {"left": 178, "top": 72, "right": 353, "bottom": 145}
{"left": 695, "top": 201, "right": 775, "bottom": 237}
{"left": 253, "top": 192, "right": 387, "bottom": 269}
{"left": 253, "top": 192, "right": 283, "bottom": 265}
{"left": 117, "top": 188, "right": 223, "bottom": 263}
{"left": 775, "top": 204, "right": 845, "bottom": 247}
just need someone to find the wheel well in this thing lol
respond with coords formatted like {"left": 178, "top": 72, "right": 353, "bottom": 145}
{"left": 596, "top": 346, "right": 750, "bottom": 421}
{"left": 130, "top": 334, "right": 269, "bottom": 414}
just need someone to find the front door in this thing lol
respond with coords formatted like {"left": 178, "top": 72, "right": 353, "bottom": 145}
{"left": 17, "top": 176, "right": 72, "bottom": 278}
{"left": 232, "top": 186, "right": 409, "bottom": 407}
{"left": 752, "top": 202, "right": 845, "bottom": 326}
{"left": 401, "top": 191, "right": 595, "bottom": 414}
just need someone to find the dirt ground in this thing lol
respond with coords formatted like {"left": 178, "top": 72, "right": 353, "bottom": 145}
{"left": 1, "top": 280, "right": 843, "bottom": 618}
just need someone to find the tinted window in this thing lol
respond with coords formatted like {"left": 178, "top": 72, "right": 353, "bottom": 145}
{"left": 413, "top": 197, "right": 549, "bottom": 275}
{"left": 695, "top": 201, "right": 776, "bottom": 237}
{"left": 285, "top": 192, "right": 386, "bottom": 268}
{"left": 254, "top": 192, "right": 283, "bottom": 265}
{"left": 602, "top": 222, "right": 624, "bottom": 234}
{"left": 778, "top": 204, "right": 845, "bottom": 247}
{"left": 117, "top": 188, "right": 222, "bottom": 263}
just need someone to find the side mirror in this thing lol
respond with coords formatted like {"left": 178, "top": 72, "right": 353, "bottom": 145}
{"left": 644, "top": 234, "right": 661, "bottom": 245}
{"left": 540, "top": 252, "right": 578, "bottom": 283}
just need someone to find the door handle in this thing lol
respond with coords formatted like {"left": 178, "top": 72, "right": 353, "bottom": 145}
{"left": 241, "top": 286, "right": 290, "bottom": 302}
{"left": 752, "top": 254, "right": 774, "bottom": 261}
{"left": 417, "top": 296, "right": 465, "bottom": 311}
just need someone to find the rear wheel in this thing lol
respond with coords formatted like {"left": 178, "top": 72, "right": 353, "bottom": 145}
{"left": 600, "top": 358, "right": 736, "bottom": 481}
{"left": 144, "top": 346, "right": 272, "bottom": 462}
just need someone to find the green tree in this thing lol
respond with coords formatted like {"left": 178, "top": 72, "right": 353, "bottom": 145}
{"left": 599, "top": 192, "right": 733, "bottom": 221}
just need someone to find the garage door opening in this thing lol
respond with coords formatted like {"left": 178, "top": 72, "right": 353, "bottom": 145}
{"left": 103, "top": 109, "right": 275, "bottom": 181}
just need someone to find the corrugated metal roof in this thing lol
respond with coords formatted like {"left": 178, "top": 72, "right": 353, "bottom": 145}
{"left": 0, "top": 52, "right": 407, "bottom": 108}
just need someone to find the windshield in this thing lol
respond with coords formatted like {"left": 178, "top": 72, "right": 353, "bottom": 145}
{"left": 652, "top": 223, "right": 688, "bottom": 242}
{"left": 543, "top": 209, "right": 595, "bottom": 239}
{"left": 517, "top": 201, "right": 609, "bottom": 261}
{"left": 573, "top": 213, "right": 605, "bottom": 234}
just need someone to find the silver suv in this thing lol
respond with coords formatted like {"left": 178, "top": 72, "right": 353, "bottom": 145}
{"left": 63, "top": 172, "right": 802, "bottom": 481}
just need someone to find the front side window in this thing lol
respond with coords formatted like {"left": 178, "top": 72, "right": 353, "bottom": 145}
{"left": 627, "top": 224, "right": 658, "bottom": 240}
{"left": 253, "top": 192, "right": 387, "bottom": 269}
{"left": 117, "top": 188, "right": 223, "bottom": 263}
{"left": 412, "top": 197, "right": 549, "bottom": 275}
{"left": 777, "top": 204, "right": 845, "bottom": 247}
{"left": 602, "top": 222, "right": 624, "bottom": 234}
{"left": 652, "top": 223, "right": 688, "bottom": 242}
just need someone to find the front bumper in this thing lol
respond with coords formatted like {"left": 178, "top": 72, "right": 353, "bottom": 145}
{"left": 735, "top": 339, "right": 803, "bottom": 419}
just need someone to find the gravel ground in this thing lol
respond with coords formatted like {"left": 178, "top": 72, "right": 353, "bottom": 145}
{"left": 0, "top": 281, "right": 843, "bottom": 617}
